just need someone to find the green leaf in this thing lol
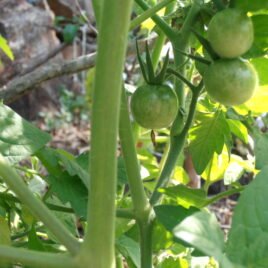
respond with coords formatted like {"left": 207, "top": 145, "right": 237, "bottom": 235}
{"left": 251, "top": 57, "right": 268, "bottom": 86}
{"left": 173, "top": 211, "right": 233, "bottom": 268}
{"left": 234, "top": 0, "right": 268, "bottom": 12}
{"left": 0, "top": 104, "right": 51, "bottom": 163}
{"left": 0, "top": 35, "right": 14, "bottom": 60}
{"left": 63, "top": 24, "right": 79, "bottom": 44}
{"left": 244, "top": 15, "right": 268, "bottom": 58}
{"left": 152, "top": 220, "right": 174, "bottom": 252}
{"left": 54, "top": 150, "right": 89, "bottom": 187}
{"left": 227, "top": 119, "right": 248, "bottom": 143}
{"left": 159, "top": 185, "right": 207, "bottom": 208}
{"left": 154, "top": 205, "right": 199, "bottom": 231}
{"left": 189, "top": 111, "right": 231, "bottom": 174}
{"left": 28, "top": 225, "right": 45, "bottom": 251}
{"left": 36, "top": 148, "right": 88, "bottom": 218}
{"left": 226, "top": 166, "right": 268, "bottom": 267}
{"left": 47, "top": 173, "right": 88, "bottom": 219}
{"left": 255, "top": 134, "right": 268, "bottom": 170}
{"left": 202, "top": 146, "right": 230, "bottom": 184}
{"left": 116, "top": 235, "right": 140, "bottom": 268}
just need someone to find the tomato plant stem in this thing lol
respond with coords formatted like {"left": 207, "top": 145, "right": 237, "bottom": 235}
{"left": 0, "top": 245, "right": 76, "bottom": 268}
{"left": 119, "top": 91, "right": 150, "bottom": 215}
{"left": 138, "top": 216, "right": 154, "bottom": 268}
{"left": 92, "top": 0, "right": 103, "bottom": 26}
{"left": 130, "top": 0, "right": 175, "bottom": 31}
{"left": 171, "top": 0, "right": 201, "bottom": 109}
{"left": 0, "top": 156, "right": 80, "bottom": 255}
{"left": 149, "top": 1, "right": 201, "bottom": 205}
{"left": 134, "top": 0, "right": 176, "bottom": 39}
{"left": 150, "top": 89, "right": 201, "bottom": 205}
{"left": 78, "top": 0, "right": 133, "bottom": 267}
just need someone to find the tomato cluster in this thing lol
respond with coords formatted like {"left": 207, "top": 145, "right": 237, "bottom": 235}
{"left": 204, "top": 8, "right": 259, "bottom": 106}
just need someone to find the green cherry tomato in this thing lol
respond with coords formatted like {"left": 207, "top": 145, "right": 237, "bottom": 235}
{"left": 203, "top": 58, "right": 258, "bottom": 106}
{"left": 207, "top": 8, "right": 254, "bottom": 58}
{"left": 130, "top": 84, "right": 178, "bottom": 129}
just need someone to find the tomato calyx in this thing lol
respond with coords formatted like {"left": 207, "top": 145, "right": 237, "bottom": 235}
{"left": 136, "top": 40, "right": 169, "bottom": 86}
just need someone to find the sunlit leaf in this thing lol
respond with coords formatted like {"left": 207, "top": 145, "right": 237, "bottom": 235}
{"left": 0, "top": 35, "right": 14, "bottom": 60}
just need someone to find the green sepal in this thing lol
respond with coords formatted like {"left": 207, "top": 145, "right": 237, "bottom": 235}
{"left": 173, "top": 48, "right": 211, "bottom": 65}
{"left": 136, "top": 40, "right": 149, "bottom": 83}
{"left": 145, "top": 41, "right": 155, "bottom": 83}
{"left": 191, "top": 29, "right": 219, "bottom": 61}
{"left": 154, "top": 49, "right": 170, "bottom": 84}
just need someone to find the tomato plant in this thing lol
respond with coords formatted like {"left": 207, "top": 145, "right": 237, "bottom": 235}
{"left": 203, "top": 58, "right": 258, "bottom": 106}
{"left": 131, "top": 84, "right": 178, "bottom": 129}
{"left": 0, "top": 1, "right": 268, "bottom": 268}
{"left": 207, "top": 8, "right": 254, "bottom": 58}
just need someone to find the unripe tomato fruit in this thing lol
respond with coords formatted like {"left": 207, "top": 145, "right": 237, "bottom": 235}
{"left": 130, "top": 85, "right": 178, "bottom": 129}
{"left": 207, "top": 8, "right": 254, "bottom": 58}
{"left": 203, "top": 59, "right": 258, "bottom": 106}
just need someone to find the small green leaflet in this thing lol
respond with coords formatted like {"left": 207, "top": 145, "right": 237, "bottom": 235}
{"left": 0, "top": 104, "right": 51, "bottom": 163}
{"left": 189, "top": 110, "right": 231, "bottom": 174}
{"left": 0, "top": 35, "right": 14, "bottom": 60}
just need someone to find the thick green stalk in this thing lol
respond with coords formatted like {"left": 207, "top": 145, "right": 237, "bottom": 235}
{"left": 119, "top": 91, "right": 150, "bottom": 218}
{"left": 150, "top": 89, "right": 201, "bottom": 205}
{"left": 134, "top": 0, "right": 176, "bottom": 39}
{"left": 130, "top": 0, "right": 175, "bottom": 31}
{"left": 0, "top": 246, "right": 76, "bottom": 268}
{"left": 138, "top": 215, "right": 154, "bottom": 268}
{"left": 0, "top": 156, "right": 79, "bottom": 255}
{"left": 79, "top": 1, "right": 133, "bottom": 267}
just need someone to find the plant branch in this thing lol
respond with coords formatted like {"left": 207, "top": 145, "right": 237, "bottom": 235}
{"left": 119, "top": 90, "right": 150, "bottom": 218}
{"left": 0, "top": 245, "right": 76, "bottom": 268}
{"left": 130, "top": 0, "right": 175, "bottom": 31}
{"left": 0, "top": 155, "right": 80, "bottom": 255}
{"left": 134, "top": 0, "right": 176, "bottom": 39}
{"left": 150, "top": 85, "right": 202, "bottom": 205}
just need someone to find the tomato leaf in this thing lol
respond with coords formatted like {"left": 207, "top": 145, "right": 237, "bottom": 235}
{"left": 234, "top": 0, "right": 268, "bottom": 12}
{"left": 227, "top": 119, "right": 248, "bottom": 143}
{"left": 226, "top": 166, "right": 268, "bottom": 267}
{"left": 189, "top": 111, "right": 231, "bottom": 174}
{"left": 173, "top": 211, "right": 233, "bottom": 268}
{"left": 159, "top": 185, "right": 207, "bottom": 208}
{"left": 244, "top": 15, "right": 268, "bottom": 58}
{"left": 116, "top": 235, "right": 140, "bottom": 268}
{"left": 154, "top": 205, "right": 199, "bottom": 232}
{"left": 255, "top": 134, "right": 268, "bottom": 170}
{"left": 0, "top": 104, "right": 51, "bottom": 163}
